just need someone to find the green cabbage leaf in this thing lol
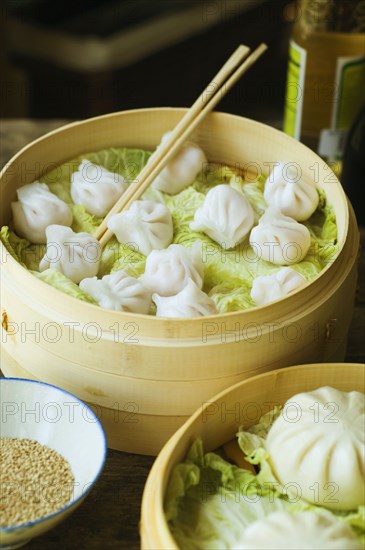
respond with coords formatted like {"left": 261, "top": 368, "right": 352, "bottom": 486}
{"left": 165, "top": 409, "right": 364, "bottom": 549}
{"left": 1, "top": 148, "right": 339, "bottom": 312}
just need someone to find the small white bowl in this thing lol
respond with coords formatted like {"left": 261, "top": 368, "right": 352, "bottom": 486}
{"left": 0, "top": 378, "right": 107, "bottom": 549}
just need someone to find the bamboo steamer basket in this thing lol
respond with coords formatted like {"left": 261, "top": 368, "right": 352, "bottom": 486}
{"left": 140, "top": 362, "right": 365, "bottom": 549}
{"left": 0, "top": 109, "right": 360, "bottom": 455}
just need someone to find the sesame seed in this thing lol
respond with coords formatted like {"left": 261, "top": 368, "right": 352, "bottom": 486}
{"left": 0, "top": 438, "right": 75, "bottom": 527}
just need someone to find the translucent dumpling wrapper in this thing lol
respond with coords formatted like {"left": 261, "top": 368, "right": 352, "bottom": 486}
{"left": 266, "top": 386, "right": 365, "bottom": 511}
{"left": 79, "top": 270, "right": 151, "bottom": 313}
{"left": 249, "top": 207, "right": 311, "bottom": 265}
{"left": 11, "top": 182, "right": 72, "bottom": 244}
{"left": 190, "top": 184, "right": 254, "bottom": 249}
{"left": 237, "top": 511, "right": 362, "bottom": 550}
{"left": 141, "top": 243, "right": 204, "bottom": 297}
{"left": 264, "top": 161, "right": 319, "bottom": 221}
{"left": 107, "top": 200, "right": 173, "bottom": 257}
{"left": 151, "top": 132, "right": 207, "bottom": 194}
{"left": 39, "top": 225, "right": 101, "bottom": 284}
{"left": 153, "top": 278, "right": 217, "bottom": 318}
{"left": 71, "top": 159, "right": 127, "bottom": 217}
{"left": 251, "top": 267, "right": 306, "bottom": 305}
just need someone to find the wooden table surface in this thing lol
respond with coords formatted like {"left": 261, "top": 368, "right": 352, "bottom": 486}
{"left": 1, "top": 119, "right": 364, "bottom": 550}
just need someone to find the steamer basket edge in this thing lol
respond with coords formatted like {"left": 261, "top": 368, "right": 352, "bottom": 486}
{"left": 140, "top": 362, "right": 365, "bottom": 550}
{"left": 2, "top": 342, "right": 358, "bottom": 456}
{"left": 0, "top": 344, "right": 356, "bottom": 455}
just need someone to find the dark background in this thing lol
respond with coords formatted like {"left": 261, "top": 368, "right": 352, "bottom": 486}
{"left": 1, "top": 0, "right": 294, "bottom": 123}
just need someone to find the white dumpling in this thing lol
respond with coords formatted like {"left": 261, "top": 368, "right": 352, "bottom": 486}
{"left": 39, "top": 225, "right": 101, "bottom": 284}
{"left": 151, "top": 132, "right": 207, "bottom": 194}
{"left": 153, "top": 278, "right": 217, "bottom": 318}
{"left": 107, "top": 200, "right": 173, "bottom": 257}
{"left": 264, "top": 162, "right": 319, "bottom": 221}
{"left": 11, "top": 182, "right": 72, "bottom": 244}
{"left": 266, "top": 386, "right": 365, "bottom": 510}
{"left": 71, "top": 160, "right": 127, "bottom": 217}
{"left": 251, "top": 267, "right": 306, "bottom": 305}
{"left": 249, "top": 207, "right": 311, "bottom": 265}
{"left": 190, "top": 184, "right": 254, "bottom": 248}
{"left": 237, "top": 511, "right": 362, "bottom": 550}
{"left": 79, "top": 270, "right": 151, "bottom": 313}
{"left": 141, "top": 243, "right": 203, "bottom": 297}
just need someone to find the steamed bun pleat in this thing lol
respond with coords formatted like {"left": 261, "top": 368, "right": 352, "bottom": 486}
{"left": 153, "top": 279, "right": 217, "bottom": 318}
{"left": 80, "top": 270, "right": 151, "bottom": 313}
{"left": 264, "top": 161, "right": 319, "bottom": 221}
{"left": 190, "top": 185, "right": 254, "bottom": 249}
{"left": 39, "top": 225, "right": 101, "bottom": 284}
{"left": 251, "top": 267, "right": 306, "bottom": 305}
{"left": 266, "top": 387, "right": 365, "bottom": 510}
{"left": 107, "top": 200, "right": 173, "bottom": 257}
{"left": 141, "top": 243, "right": 204, "bottom": 297}
{"left": 11, "top": 182, "right": 72, "bottom": 244}
{"left": 249, "top": 207, "right": 311, "bottom": 265}
{"left": 71, "top": 160, "right": 127, "bottom": 217}
{"left": 151, "top": 132, "right": 207, "bottom": 194}
{"left": 237, "top": 511, "right": 362, "bottom": 549}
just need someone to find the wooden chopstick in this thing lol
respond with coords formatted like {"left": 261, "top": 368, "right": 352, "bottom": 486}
{"left": 94, "top": 44, "right": 250, "bottom": 244}
{"left": 97, "top": 43, "right": 267, "bottom": 248}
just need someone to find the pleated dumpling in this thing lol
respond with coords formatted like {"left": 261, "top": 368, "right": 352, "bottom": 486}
{"left": 237, "top": 511, "right": 362, "bottom": 550}
{"left": 266, "top": 386, "right": 365, "bottom": 510}
{"left": 79, "top": 270, "right": 151, "bottom": 313}
{"left": 251, "top": 267, "right": 306, "bottom": 305}
{"left": 39, "top": 225, "right": 101, "bottom": 284}
{"left": 190, "top": 185, "right": 254, "bottom": 249}
{"left": 249, "top": 207, "right": 311, "bottom": 265}
{"left": 11, "top": 182, "right": 72, "bottom": 244}
{"left": 141, "top": 243, "right": 204, "bottom": 297}
{"left": 153, "top": 279, "right": 217, "bottom": 318}
{"left": 71, "top": 160, "right": 127, "bottom": 217}
{"left": 264, "top": 161, "right": 319, "bottom": 221}
{"left": 151, "top": 132, "right": 207, "bottom": 194}
{"left": 107, "top": 200, "right": 173, "bottom": 256}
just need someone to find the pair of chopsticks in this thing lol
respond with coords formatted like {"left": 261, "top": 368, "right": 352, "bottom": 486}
{"left": 95, "top": 43, "right": 267, "bottom": 248}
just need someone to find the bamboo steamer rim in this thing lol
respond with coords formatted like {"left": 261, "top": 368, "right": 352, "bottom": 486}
{"left": 0, "top": 108, "right": 350, "bottom": 326}
{"left": 140, "top": 362, "right": 365, "bottom": 549}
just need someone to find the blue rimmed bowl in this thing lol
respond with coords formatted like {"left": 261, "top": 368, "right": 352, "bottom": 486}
{"left": 0, "top": 378, "right": 107, "bottom": 549}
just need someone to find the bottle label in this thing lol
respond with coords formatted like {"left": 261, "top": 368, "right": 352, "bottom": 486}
{"left": 283, "top": 40, "right": 307, "bottom": 140}
{"left": 318, "top": 55, "right": 365, "bottom": 157}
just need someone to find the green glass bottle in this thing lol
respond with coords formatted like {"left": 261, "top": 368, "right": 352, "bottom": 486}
{"left": 284, "top": 0, "right": 365, "bottom": 161}
{"left": 341, "top": 104, "right": 365, "bottom": 225}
